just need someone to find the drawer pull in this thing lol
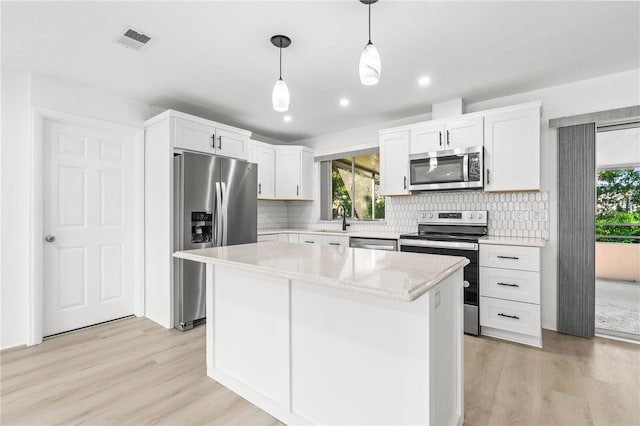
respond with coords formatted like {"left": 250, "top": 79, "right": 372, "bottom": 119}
{"left": 303, "top": 240, "right": 315, "bottom": 244}
{"left": 497, "top": 282, "right": 520, "bottom": 287}
{"left": 328, "top": 242, "right": 341, "bottom": 246}
{"left": 497, "top": 255, "right": 519, "bottom": 260}
{"left": 498, "top": 313, "right": 520, "bottom": 320}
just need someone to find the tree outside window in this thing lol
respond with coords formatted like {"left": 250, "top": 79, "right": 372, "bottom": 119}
{"left": 596, "top": 168, "right": 640, "bottom": 243}
{"left": 330, "top": 153, "right": 384, "bottom": 220}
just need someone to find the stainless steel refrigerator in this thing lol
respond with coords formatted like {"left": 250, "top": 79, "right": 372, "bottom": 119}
{"left": 173, "top": 151, "right": 257, "bottom": 331}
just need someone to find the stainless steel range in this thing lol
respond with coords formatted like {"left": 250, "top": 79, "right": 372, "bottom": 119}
{"left": 399, "top": 210, "right": 488, "bottom": 335}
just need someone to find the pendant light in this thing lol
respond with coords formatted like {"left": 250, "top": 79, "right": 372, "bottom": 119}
{"left": 359, "top": 0, "right": 381, "bottom": 86}
{"left": 271, "top": 35, "right": 291, "bottom": 112}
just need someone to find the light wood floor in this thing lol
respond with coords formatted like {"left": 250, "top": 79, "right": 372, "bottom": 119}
{"left": 1, "top": 317, "right": 639, "bottom": 425}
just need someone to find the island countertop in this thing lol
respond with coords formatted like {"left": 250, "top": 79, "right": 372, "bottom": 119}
{"left": 174, "top": 241, "right": 469, "bottom": 302}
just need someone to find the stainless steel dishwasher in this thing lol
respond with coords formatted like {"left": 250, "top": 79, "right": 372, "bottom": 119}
{"left": 349, "top": 237, "right": 398, "bottom": 251}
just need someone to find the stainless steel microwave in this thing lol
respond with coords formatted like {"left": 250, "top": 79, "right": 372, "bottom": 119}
{"left": 409, "top": 146, "right": 483, "bottom": 191}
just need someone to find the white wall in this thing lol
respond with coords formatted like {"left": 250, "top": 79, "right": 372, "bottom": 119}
{"left": 0, "top": 70, "right": 163, "bottom": 349}
{"left": 1, "top": 70, "right": 32, "bottom": 349}
{"left": 293, "top": 68, "right": 640, "bottom": 331}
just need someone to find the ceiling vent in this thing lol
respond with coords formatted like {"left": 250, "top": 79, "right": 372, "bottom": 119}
{"left": 115, "top": 26, "right": 155, "bottom": 52}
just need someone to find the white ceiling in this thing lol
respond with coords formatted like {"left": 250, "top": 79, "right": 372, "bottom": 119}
{"left": 2, "top": 1, "right": 639, "bottom": 142}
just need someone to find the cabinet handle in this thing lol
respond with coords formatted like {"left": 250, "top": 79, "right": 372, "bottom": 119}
{"left": 439, "top": 131, "right": 442, "bottom": 147}
{"left": 486, "top": 169, "right": 491, "bottom": 185}
{"left": 403, "top": 176, "right": 407, "bottom": 190}
{"left": 328, "top": 242, "right": 341, "bottom": 246}
{"left": 303, "top": 240, "right": 315, "bottom": 244}
{"left": 211, "top": 135, "right": 215, "bottom": 148}
{"left": 296, "top": 185, "right": 299, "bottom": 196}
{"left": 497, "top": 255, "right": 519, "bottom": 260}
{"left": 446, "top": 130, "right": 450, "bottom": 146}
{"left": 498, "top": 313, "right": 520, "bottom": 320}
{"left": 258, "top": 183, "right": 261, "bottom": 195}
{"left": 497, "top": 282, "right": 520, "bottom": 287}
{"left": 218, "top": 135, "right": 222, "bottom": 150}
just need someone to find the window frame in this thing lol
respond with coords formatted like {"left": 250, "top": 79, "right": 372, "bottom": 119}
{"left": 319, "top": 150, "right": 385, "bottom": 222}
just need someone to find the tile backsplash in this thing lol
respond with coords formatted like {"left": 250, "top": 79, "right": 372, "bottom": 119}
{"left": 259, "top": 191, "right": 550, "bottom": 239}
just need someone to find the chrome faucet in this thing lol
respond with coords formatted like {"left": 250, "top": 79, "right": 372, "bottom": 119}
{"left": 337, "top": 204, "right": 350, "bottom": 232}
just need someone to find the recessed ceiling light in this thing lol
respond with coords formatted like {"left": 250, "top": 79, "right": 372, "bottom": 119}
{"left": 339, "top": 98, "right": 350, "bottom": 107}
{"left": 283, "top": 115, "right": 292, "bottom": 122}
{"left": 418, "top": 76, "right": 431, "bottom": 86}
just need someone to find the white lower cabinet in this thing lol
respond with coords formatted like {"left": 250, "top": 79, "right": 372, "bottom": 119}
{"left": 288, "top": 233, "right": 299, "bottom": 243}
{"left": 322, "top": 235, "right": 349, "bottom": 247}
{"left": 299, "top": 234, "right": 323, "bottom": 245}
{"left": 480, "top": 243, "right": 542, "bottom": 347}
{"left": 480, "top": 297, "right": 541, "bottom": 338}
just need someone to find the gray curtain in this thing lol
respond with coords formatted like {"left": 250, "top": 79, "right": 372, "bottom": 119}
{"left": 557, "top": 123, "right": 596, "bottom": 338}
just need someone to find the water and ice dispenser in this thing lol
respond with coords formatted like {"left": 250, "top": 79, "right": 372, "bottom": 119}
{"left": 191, "top": 212, "right": 212, "bottom": 243}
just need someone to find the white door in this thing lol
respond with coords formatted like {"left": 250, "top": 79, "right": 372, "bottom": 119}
{"left": 216, "top": 128, "right": 249, "bottom": 160}
{"left": 257, "top": 145, "right": 275, "bottom": 199}
{"left": 275, "top": 148, "right": 301, "bottom": 199}
{"left": 410, "top": 121, "right": 445, "bottom": 154}
{"left": 444, "top": 116, "right": 483, "bottom": 150}
{"left": 43, "top": 119, "right": 135, "bottom": 336}
{"left": 173, "top": 117, "right": 216, "bottom": 153}
{"left": 380, "top": 130, "right": 410, "bottom": 195}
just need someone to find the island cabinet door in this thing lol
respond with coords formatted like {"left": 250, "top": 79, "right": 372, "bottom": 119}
{"left": 212, "top": 266, "right": 290, "bottom": 408}
{"left": 289, "top": 272, "right": 463, "bottom": 426}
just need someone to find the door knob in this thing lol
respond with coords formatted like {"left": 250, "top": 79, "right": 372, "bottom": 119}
{"left": 45, "top": 235, "right": 56, "bottom": 242}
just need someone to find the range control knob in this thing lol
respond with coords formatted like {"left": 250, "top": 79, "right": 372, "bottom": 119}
{"left": 428, "top": 213, "right": 434, "bottom": 218}
{"left": 469, "top": 213, "right": 475, "bottom": 219}
{"left": 478, "top": 213, "right": 483, "bottom": 219}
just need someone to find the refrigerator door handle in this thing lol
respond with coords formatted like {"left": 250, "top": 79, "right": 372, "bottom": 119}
{"left": 221, "top": 182, "right": 229, "bottom": 246}
{"left": 215, "top": 182, "right": 223, "bottom": 246}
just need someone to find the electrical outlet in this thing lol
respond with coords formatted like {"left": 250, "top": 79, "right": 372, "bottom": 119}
{"left": 513, "top": 211, "right": 524, "bottom": 222}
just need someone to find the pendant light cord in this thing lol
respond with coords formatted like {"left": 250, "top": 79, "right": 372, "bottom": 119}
{"left": 279, "top": 44, "right": 283, "bottom": 79}
{"left": 368, "top": 2, "right": 372, "bottom": 43}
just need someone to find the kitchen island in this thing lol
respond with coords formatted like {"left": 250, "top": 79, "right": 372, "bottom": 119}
{"left": 174, "top": 242, "right": 468, "bottom": 425}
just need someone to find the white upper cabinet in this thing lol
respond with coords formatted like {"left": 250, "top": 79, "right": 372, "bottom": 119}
{"left": 484, "top": 105, "right": 541, "bottom": 192}
{"left": 444, "top": 116, "right": 484, "bottom": 150}
{"left": 172, "top": 113, "right": 250, "bottom": 160}
{"left": 410, "top": 122, "right": 445, "bottom": 154}
{"left": 174, "top": 117, "right": 217, "bottom": 153}
{"left": 409, "top": 116, "right": 482, "bottom": 154}
{"left": 380, "top": 130, "right": 410, "bottom": 195}
{"left": 216, "top": 128, "right": 249, "bottom": 160}
{"left": 275, "top": 146, "right": 314, "bottom": 200}
{"left": 255, "top": 142, "right": 275, "bottom": 199}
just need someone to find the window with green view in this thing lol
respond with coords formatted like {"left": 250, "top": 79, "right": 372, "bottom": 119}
{"left": 596, "top": 168, "right": 640, "bottom": 243}
{"left": 320, "top": 152, "right": 384, "bottom": 220}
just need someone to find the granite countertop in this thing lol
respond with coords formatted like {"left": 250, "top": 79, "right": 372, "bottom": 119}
{"left": 174, "top": 242, "right": 468, "bottom": 302}
{"left": 258, "top": 228, "right": 402, "bottom": 240}
{"left": 479, "top": 235, "right": 546, "bottom": 247}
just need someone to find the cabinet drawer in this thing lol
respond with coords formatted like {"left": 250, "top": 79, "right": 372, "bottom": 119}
{"left": 323, "top": 235, "right": 349, "bottom": 247}
{"left": 299, "top": 234, "right": 322, "bottom": 244}
{"left": 480, "top": 267, "right": 540, "bottom": 304}
{"left": 277, "top": 233, "right": 289, "bottom": 242}
{"left": 479, "top": 244, "right": 540, "bottom": 271}
{"left": 258, "top": 234, "right": 278, "bottom": 242}
{"left": 480, "top": 297, "right": 540, "bottom": 337}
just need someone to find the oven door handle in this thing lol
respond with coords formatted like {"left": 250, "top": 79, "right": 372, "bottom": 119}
{"left": 399, "top": 239, "right": 478, "bottom": 251}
